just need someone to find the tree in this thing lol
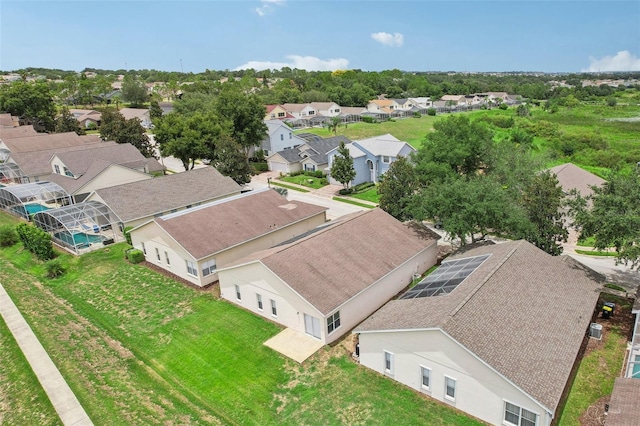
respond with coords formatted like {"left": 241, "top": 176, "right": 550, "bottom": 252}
{"left": 516, "top": 104, "right": 530, "bottom": 117}
{"left": 100, "top": 109, "right": 155, "bottom": 158}
{"left": 0, "top": 81, "right": 56, "bottom": 131}
{"left": 520, "top": 171, "right": 568, "bottom": 255}
{"left": 209, "top": 135, "right": 253, "bottom": 185}
{"left": 149, "top": 100, "right": 163, "bottom": 121}
{"left": 54, "top": 107, "right": 85, "bottom": 135}
{"left": 570, "top": 170, "right": 640, "bottom": 269}
{"left": 377, "top": 156, "right": 417, "bottom": 221}
{"left": 214, "top": 85, "right": 267, "bottom": 157}
{"left": 330, "top": 142, "right": 356, "bottom": 189}
{"left": 121, "top": 75, "right": 148, "bottom": 107}
{"left": 327, "top": 116, "right": 342, "bottom": 135}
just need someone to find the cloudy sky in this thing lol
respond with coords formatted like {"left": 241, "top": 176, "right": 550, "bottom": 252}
{"left": 1, "top": 0, "right": 639, "bottom": 73}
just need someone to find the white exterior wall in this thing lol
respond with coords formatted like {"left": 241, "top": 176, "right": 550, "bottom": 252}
{"left": 50, "top": 156, "right": 73, "bottom": 176}
{"left": 219, "top": 262, "right": 325, "bottom": 338}
{"left": 263, "top": 126, "right": 305, "bottom": 153}
{"left": 358, "top": 329, "right": 552, "bottom": 426}
{"left": 74, "top": 167, "right": 152, "bottom": 200}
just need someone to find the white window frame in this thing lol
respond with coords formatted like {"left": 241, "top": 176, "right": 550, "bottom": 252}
{"left": 280, "top": 133, "right": 284, "bottom": 140}
{"left": 235, "top": 284, "right": 241, "bottom": 301}
{"left": 186, "top": 260, "right": 198, "bottom": 277}
{"left": 164, "top": 251, "right": 170, "bottom": 265}
{"left": 327, "top": 311, "right": 341, "bottom": 334}
{"left": 420, "top": 366, "right": 431, "bottom": 391}
{"left": 256, "top": 294, "right": 263, "bottom": 311}
{"left": 201, "top": 258, "right": 217, "bottom": 276}
{"left": 504, "top": 401, "right": 538, "bottom": 426}
{"left": 382, "top": 155, "right": 391, "bottom": 163}
{"left": 444, "top": 376, "right": 456, "bottom": 401}
{"left": 54, "top": 164, "right": 60, "bottom": 174}
{"left": 141, "top": 242, "right": 146, "bottom": 255}
{"left": 384, "top": 350, "right": 394, "bottom": 375}
{"left": 270, "top": 299, "right": 277, "bottom": 317}
{"left": 155, "top": 247, "right": 161, "bottom": 261}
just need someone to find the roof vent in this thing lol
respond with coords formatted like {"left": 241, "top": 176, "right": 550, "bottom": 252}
{"left": 589, "top": 323, "right": 602, "bottom": 340}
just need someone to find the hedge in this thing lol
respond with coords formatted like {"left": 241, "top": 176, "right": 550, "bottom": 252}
{"left": 16, "top": 223, "right": 55, "bottom": 260}
{"left": 127, "top": 249, "right": 145, "bottom": 264}
{"left": 123, "top": 226, "right": 134, "bottom": 245}
{"left": 0, "top": 225, "right": 18, "bottom": 247}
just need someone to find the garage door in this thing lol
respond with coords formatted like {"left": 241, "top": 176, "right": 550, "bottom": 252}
{"left": 268, "top": 161, "right": 289, "bottom": 172}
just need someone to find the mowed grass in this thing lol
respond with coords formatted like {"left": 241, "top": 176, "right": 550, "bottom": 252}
{"left": 0, "top": 214, "right": 483, "bottom": 425}
{"left": 558, "top": 325, "right": 628, "bottom": 426}
{"left": 279, "top": 174, "right": 327, "bottom": 189}
{"left": 349, "top": 187, "right": 381, "bottom": 204}
{"left": 0, "top": 313, "right": 62, "bottom": 426}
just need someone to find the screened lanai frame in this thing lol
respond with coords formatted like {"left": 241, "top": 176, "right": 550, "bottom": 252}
{"left": 0, "top": 162, "right": 26, "bottom": 184}
{"left": 0, "top": 181, "right": 72, "bottom": 220}
{"left": 32, "top": 201, "right": 122, "bottom": 254}
{"left": 0, "top": 148, "right": 10, "bottom": 162}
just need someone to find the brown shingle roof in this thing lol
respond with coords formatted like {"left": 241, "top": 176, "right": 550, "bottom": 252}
{"left": 0, "top": 125, "right": 38, "bottom": 140}
{"left": 548, "top": 163, "right": 605, "bottom": 197}
{"left": 119, "top": 108, "right": 149, "bottom": 121}
{"left": 228, "top": 208, "right": 436, "bottom": 315}
{"left": 45, "top": 161, "right": 150, "bottom": 194}
{"left": 54, "top": 143, "right": 156, "bottom": 175}
{"left": 607, "top": 378, "right": 640, "bottom": 425}
{"left": 154, "top": 189, "right": 327, "bottom": 260}
{"left": 1, "top": 132, "right": 87, "bottom": 153}
{"left": 357, "top": 240, "right": 602, "bottom": 412}
{"left": 92, "top": 167, "right": 241, "bottom": 222}
{"left": 0, "top": 113, "right": 15, "bottom": 127}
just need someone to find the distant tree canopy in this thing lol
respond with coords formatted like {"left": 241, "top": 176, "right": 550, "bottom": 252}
{"left": 0, "top": 81, "right": 56, "bottom": 131}
{"left": 54, "top": 106, "right": 85, "bottom": 135}
{"left": 121, "top": 75, "right": 148, "bottom": 107}
{"left": 100, "top": 109, "right": 155, "bottom": 158}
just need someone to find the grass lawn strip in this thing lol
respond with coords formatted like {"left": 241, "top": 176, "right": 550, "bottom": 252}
{"left": 0, "top": 312, "right": 62, "bottom": 426}
{"left": 575, "top": 249, "right": 618, "bottom": 257}
{"left": 332, "top": 197, "right": 376, "bottom": 208}
{"left": 270, "top": 181, "right": 310, "bottom": 192}
{"left": 349, "top": 187, "right": 380, "bottom": 204}
{"left": 279, "top": 175, "right": 327, "bottom": 189}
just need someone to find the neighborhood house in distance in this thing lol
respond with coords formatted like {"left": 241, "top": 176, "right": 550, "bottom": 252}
{"left": 356, "top": 240, "right": 602, "bottom": 426}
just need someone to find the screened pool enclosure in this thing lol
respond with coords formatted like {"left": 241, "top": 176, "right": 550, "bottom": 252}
{"left": 0, "top": 181, "right": 71, "bottom": 220}
{"left": 32, "top": 201, "right": 122, "bottom": 254}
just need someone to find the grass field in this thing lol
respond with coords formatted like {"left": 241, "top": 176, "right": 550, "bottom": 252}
{"left": 0, "top": 220, "right": 482, "bottom": 425}
{"left": 349, "top": 187, "right": 380, "bottom": 204}
{"left": 279, "top": 175, "right": 327, "bottom": 189}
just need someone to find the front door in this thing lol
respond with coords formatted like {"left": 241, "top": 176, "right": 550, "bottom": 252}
{"left": 304, "top": 314, "right": 321, "bottom": 339}
{"left": 367, "top": 159, "right": 375, "bottom": 183}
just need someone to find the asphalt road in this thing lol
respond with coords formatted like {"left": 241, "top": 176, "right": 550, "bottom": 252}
{"left": 568, "top": 253, "right": 640, "bottom": 293}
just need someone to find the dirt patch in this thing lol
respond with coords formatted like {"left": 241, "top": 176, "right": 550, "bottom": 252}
{"left": 585, "top": 295, "right": 635, "bottom": 358}
{"left": 578, "top": 395, "right": 609, "bottom": 426}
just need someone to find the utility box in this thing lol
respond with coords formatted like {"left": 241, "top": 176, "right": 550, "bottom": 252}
{"left": 590, "top": 323, "right": 602, "bottom": 340}
{"left": 602, "top": 302, "right": 615, "bottom": 319}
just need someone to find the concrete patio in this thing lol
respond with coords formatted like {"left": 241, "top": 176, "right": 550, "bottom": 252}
{"left": 264, "top": 328, "right": 324, "bottom": 363}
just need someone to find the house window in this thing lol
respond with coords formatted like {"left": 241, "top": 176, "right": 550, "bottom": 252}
{"left": 270, "top": 113, "right": 275, "bottom": 118}
{"left": 270, "top": 299, "right": 277, "bottom": 317}
{"left": 201, "top": 258, "right": 217, "bottom": 276}
{"left": 420, "top": 366, "right": 431, "bottom": 390}
{"left": 186, "top": 260, "right": 198, "bottom": 277}
{"left": 384, "top": 351, "right": 394, "bottom": 374}
{"left": 280, "top": 134, "right": 284, "bottom": 141}
{"left": 235, "top": 285, "right": 241, "bottom": 301}
{"left": 63, "top": 167, "right": 73, "bottom": 177}
{"left": 308, "top": 110, "right": 315, "bottom": 115}
{"left": 278, "top": 112, "right": 285, "bottom": 118}
{"left": 141, "top": 242, "right": 146, "bottom": 255}
{"left": 335, "top": 108, "right": 340, "bottom": 113}
{"left": 164, "top": 251, "right": 170, "bottom": 265}
{"left": 256, "top": 294, "right": 263, "bottom": 310}
{"left": 382, "top": 156, "right": 390, "bottom": 163}
{"left": 263, "top": 150, "right": 269, "bottom": 156}
{"left": 504, "top": 402, "right": 537, "bottom": 426}
{"left": 327, "top": 311, "right": 341, "bottom": 334}
{"left": 444, "top": 376, "right": 456, "bottom": 401}
{"left": 155, "top": 247, "right": 161, "bottom": 261}
{"left": 289, "top": 132, "right": 292, "bottom": 139}
{"left": 54, "top": 164, "right": 60, "bottom": 174}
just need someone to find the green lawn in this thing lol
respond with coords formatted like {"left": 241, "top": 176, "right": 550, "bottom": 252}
{"left": 0, "top": 216, "right": 482, "bottom": 425}
{"left": 279, "top": 175, "right": 327, "bottom": 189}
{"left": 349, "top": 187, "right": 380, "bottom": 204}
{"left": 270, "top": 181, "right": 310, "bottom": 193}
{"left": 332, "top": 197, "right": 376, "bottom": 209}
{"left": 0, "top": 313, "right": 62, "bottom": 426}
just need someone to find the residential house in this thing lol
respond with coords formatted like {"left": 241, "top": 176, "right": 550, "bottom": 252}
{"left": 119, "top": 107, "right": 152, "bottom": 128}
{"left": 265, "top": 105, "right": 290, "bottom": 121}
{"left": 260, "top": 120, "right": 307, "bottom": 157}
{"left": 309, "top": 102, "right": 342, "bottom": 117}
{"left": 440, "top": 95, "right": 467, "bottom": 106}
{"left": 218, "top": 208, "right": 437, "bottom": 345}
{"left": 464, "top": 94, "right": 481, "bottom": 105}
{"left": 85, "top": 167, "right": 242, "bottom": 229}
{"left": 356, "top": 240, "right": 602, "bottom": 426}
{"left": 0, "top": 113, "right": 18, "bottom": 128}
{"left": 69, "top": 109, "right": 102, "bottom": 128}
{"left": 547, "top": 163, "right": 605, "bottom": 198}
{"left": 266, "top": 135, "right": 350, "bottom": 173}
{"left": 408, "top": 97, "right": 433, "bottom": 109}
{"left": 130, "top": 188, "right": 327, "bottom": 286}
{"left": 282, "top": 103, "right": 318, "bottom": 119}
{"left": 326, "top": 134, "right": 416, "bottom": 185}
{"left": 366, "top": 99, "right": 400, "bottom": 114}
{"left": 392, "top": 99, "right": 414, "bottom": 111}
{"left": 606, "top": 378, "right": 640, "bottom": 425}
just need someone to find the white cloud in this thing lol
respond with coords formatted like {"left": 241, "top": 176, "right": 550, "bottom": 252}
{"left": 255, "top": 0, "right": 285, "bottom": 17}
{"left": 371, "top": 32, "right": 404, "bottom": 47}
{"left": 581, "top": 50, "right": 640, "bottom": 72}
{"left": 234, "top": 55, "right": 349, "bottom": 71}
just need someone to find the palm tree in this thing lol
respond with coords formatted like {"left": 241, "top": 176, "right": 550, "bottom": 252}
{"left": 328, "top": 116, "right": 342, "bottom": 135}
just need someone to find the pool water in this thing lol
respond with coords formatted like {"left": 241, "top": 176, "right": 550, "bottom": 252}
{"left": 633, "top": 354, "right": 640, "bottom": 379}
{"left": 24, "top": 203, "right": 50, "bottom": 214}
{"left": 53, "top": 231, "right": 105, "bottom": 248}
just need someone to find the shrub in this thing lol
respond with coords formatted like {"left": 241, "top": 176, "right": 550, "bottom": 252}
{"left": 499, "top": 103, "right": 508, "bottom": 110}
{"left": 516, "top": 104, "right": 530, "bottom": 117}
{"left": 251, "top": 162, "right": 268, "bottom": 173}
{"left": 45, "top": 258, "right": 66, "bottom": 278}
{"left": 607, "top": 97, "right": 617, "bottom": 107}
{"left": 15, "top": 223, "right": 55, "bottom": 260}
{"left": 127, "top": 249, "right": 145, "bottom": 264}
{"left": 289, "top": 170, "right": 304, "bottom": 177}
{"left": 412, "top": 112, "right": 421, "bottom": 118}
{"left": 123, "top": 226, "right": 133, "bottom": 245}
{"left": 86, "top": 122, "right": 98, "bottom": 130}
{"left": 338, "top": 188, "right": 353, "bottom": 195}
{"left": 353, "top": 182, "right": 375, "bottom": 192}
{"left": 478, "top": 115, "right": 515, "bottom": 129}
{"left": 426, "top": 108, "right": 436, "bottom": 116}
{"left": 0, "top": 225, "right": 18, "bottom": 247}
{"left": 305, "top": 170, "right": 324, "bottom": 178}
{"left": 362, "top": 116, "right": 375, "bottom": 123}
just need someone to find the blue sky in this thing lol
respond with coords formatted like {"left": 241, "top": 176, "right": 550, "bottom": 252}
{"left": 1, "top": 1, "right": 639, "bottom": 73}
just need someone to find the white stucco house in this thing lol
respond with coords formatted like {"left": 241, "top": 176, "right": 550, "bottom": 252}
{"left": 218, "top": 208, "right": 437, "bottom": 345}
{"left": 326, "top": 134, "right": 416, "bottom": 185}
{"left": 260, "top": 120, "right": 307, "bottom": 157}
{"left": 356, "top": 240, "right": 602, "bottom": 426}
{"left": 130, "top": 188, "right": 327, "bottom": 286}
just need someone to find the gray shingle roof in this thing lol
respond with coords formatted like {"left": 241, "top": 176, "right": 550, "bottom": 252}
{"left": 226, "top": 208, "right": 436, "bottom": 315}
{"left": 304, "top": 136, "right": 350, "bottom": 164}
{"left": 55, "top": 143, "right": 156, "bottom": 175}
{"left": 607, "top": 378, "right": 640, "bottom": 425}
{"left": 92, "top": 167, "right": 241, "bottom": 222}
{"left": 547, "top": 163, "right": 605, "bottom": 197}
{"left": 0, "top": 125, "right": 38, "bottom": 140}
{"left": 154, "top": 189, "right": 327, "bottom": 260}
{"left": 46, "top": 161, "right": 150, "bottom": 195}
{"left": 357, "top": 240, "right": 602, "bottom": 412}
{"left": 1, "top": 132, "right": 87, "bottom": 153}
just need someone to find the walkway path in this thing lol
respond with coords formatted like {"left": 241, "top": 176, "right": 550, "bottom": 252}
{"left": 0, "top": 284, "right": 93, "bottom": 426}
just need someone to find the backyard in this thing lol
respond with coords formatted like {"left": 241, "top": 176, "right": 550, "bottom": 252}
{"left": 0, "top": 212, "right": 482, "bottom": 425}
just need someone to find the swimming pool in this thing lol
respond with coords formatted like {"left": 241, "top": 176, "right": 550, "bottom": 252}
{"left": 24, "top": 203, "right": 51, "bottom": 215}
{"left": 53, "top": 231, "right": 105, "bottom": 248}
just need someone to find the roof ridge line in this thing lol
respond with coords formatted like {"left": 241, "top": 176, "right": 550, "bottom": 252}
{"left": 448, "top": 241, "right": 523, "bottom": 318}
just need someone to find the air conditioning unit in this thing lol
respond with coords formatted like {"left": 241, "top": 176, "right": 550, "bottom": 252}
{"left": 590, "top": 323, "right": 602, "bottom": 340}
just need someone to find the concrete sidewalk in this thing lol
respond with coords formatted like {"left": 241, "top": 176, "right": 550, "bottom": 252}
{"left": 0, "top": 284, "right": 93, "bottom": 426}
